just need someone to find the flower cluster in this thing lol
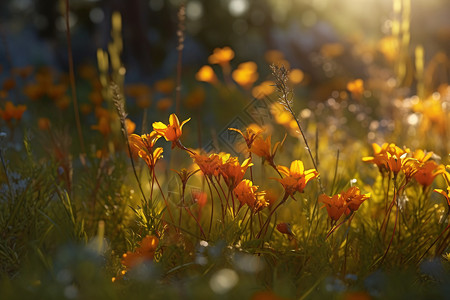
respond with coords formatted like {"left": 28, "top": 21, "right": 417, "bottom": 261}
{"left": 319, "top": 187, "right": 370, "bottom": 222}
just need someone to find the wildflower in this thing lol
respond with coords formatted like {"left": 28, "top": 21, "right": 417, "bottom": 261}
{"left": 319, "top": 193, "right": 346, "bottom": 221}
{"left": 191, "top": 152, "right": 221, "bottom": 178}
{"left": 136, "top": 96, "right": 151, "bottom": 108}
{"left": 274, "top": 160, "right": 319, "bottom": 196}
{"left": 0, "top": 101, "right": 27, "bottom": 122}
{"left": 347, "top": 79, "right": 364, "bottom": 99}
{"left": 232, "top": 61, "right": 258, "bottom": 89}
{"left": 208, "top": 46, "right": 234, "bottom": 66}
{"left": 154, "top": 78, "right": 175, "bottom": 94}
{"left": 47, "top": 84, "right": 67, "bottom": 100}
{"left": 341, "top": 186, "right": 371, "bottom": 215}
{"left": 234, "top": 179, "right": 258, "bottom": 208}
{"left": 252, "top": 81, "right": 275, "bottom": 99}
{"left": 362, "top": 143, "right": 414, "bottom": 176}
{"left": 320, "top": 186, "right": 370, "bottom": 221}
{"left": 250, "top": 134, "right": 285, "bottom": 167}
{"left": 23, "top": 84, "right": 45, "bottom": 101}
{"left": 196, "top": 65, "right": 218, "bottom": 84}
{"left": 412, "top": 149, "right": 434, "bottom": 163}
{"left": 130, "top": 132, "right": 159, "bottom": 152}
{"left": 121, "top": 235, "right": 159, "bottom": 269}
{"left": 125, "top": 118, "right": 136, "bottom": 135}
{"left": 91, "top": 117, "right": 111, "bottom": 136}
{"left": 414, "top": 161, "right": 445, "bottom": 187}
{"left": 229, "top": 124, "right": 263, "bottom": 149}
{"left": 152, "top": 113, "right": 190, "bottom": 148}
{"left": 220, "top": 156, "right": 253, "bottom": 188}
{"left": 125, "top": 84, "right": 151, "bottom": 99}
{"left": 234, "top": 179, "right": 268, "bottom": 212}
{"left": 156, "top": 98, "right": 173, "bottom": 111}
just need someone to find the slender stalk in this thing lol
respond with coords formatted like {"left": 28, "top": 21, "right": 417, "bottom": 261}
{"left": 175, "top": 3, "right": 185, "bottom": 115}
{"left": 64, "top": 0, "right": 85, "bottom": 154}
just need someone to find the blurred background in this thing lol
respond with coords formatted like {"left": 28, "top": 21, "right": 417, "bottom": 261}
{"left": 1, "top": 0, "right": 449, "bottom": 84}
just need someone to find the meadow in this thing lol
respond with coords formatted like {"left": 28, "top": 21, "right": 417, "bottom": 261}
{"left": 0, "top": 0, "right": 449, "bottom": 299}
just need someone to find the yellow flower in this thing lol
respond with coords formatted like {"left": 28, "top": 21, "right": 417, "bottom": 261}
{"left": 229, "top": 124, "right": 263, "bottom": 149}
{"left": 191, "top": 152, "right": 221, "bottom": 178}
{"left": 347, "top": 79, "right": 364, "bottom": 99}
{"left": 251, "top": 81, "right": 275, "bottom": 99}
{"left": 195, "top": 65, "right": 218, "bottom": 84}
{"left": 250, "top": 134, "right": 286, "bottom": 167}
{"left": 208, "top": 47, "right": 235, "bottom": 66}
{"left": 220, "top": 156, "right": 253, "bottom": 188}
{"left": 234, "top": 179, "right": 268, "bottom": 212}
{"left": 275, "top": 160, "right": 318, "bottom": 196}
{"left": 154, "top": 78, "right": 175, "bottom": 94}
{"left": 232, "top": 61, "right": 258, "bottom": 89}
{"left": 129, "top": 132, "right": 163, "bottom": 169}
{"left": 152, "top": 113, "right": 190, "bottom": 148}
{"left": 125, "top": 84, "right": 151, "bottom": 98}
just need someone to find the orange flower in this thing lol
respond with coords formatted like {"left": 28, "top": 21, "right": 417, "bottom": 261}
{"left": 154, "top": 78, "right": 175, "bottom": 94}
{"left": 0, "top": 101, "right": 27, "bottom": 122}
{"left": 234, "top": 179, "right": 258, "bottom": 207}
{"left": 362, "top": 143, "right": 414, "bottom": 176}
{"left": 320, "top": 186, "right": 370, "bottom": 221}
{"left": 125, "top": 84, "right": 151, "bottom": 98}
{"left": 229, "top": 124, "right": 263, "bottom": 149}
{"left": 346, "top": 79, "right": 364, "bottom": 99}
{"left": 208, "top": 47, "right": 234, "bottom": 66}
{"left": 234, "top": 179, "right": 268, "bottom": 212}
{"left": 125, "top": 118, "right": 136, "bottom": 135}
{"left": 121, "top": 235, "right": 159, "bottom": 269}
{"left": 91, "top": 116, "right": 111, "bottom": 136}
{"left": 196, "top": 65, "right": 218, "bottom": 84}
{"left": 129, "top": 132, "right": 163, "bottom": 168}
{"left": 414, "top": 161, "right": 445, "bottom": 187}
{"left": 232, "top": 61, "right": 258, "bottom": 89}
{"left": 191, "top": 152, "right": 221, "bottom": 178}
{"left": 156, "top": 98, "right": 173, "bottom": 111}
{"left": 220, "top": 156, "right": 253, "bottom": 187}
{"left": 319, "top": 194, "right": 346, "bottom": 222}
{"left": 250, "top": 134, "right": 285, "bottom": 167}
{"left": 274, "top": 160, "right": 319, "bottom": 196}
{"left": 341, "top": 186, "right": 370, "bottom": 215}
{"left": 23, "top": 84, "right": 45, "bottom": 100}
{"left": 153, "top": 114, "right": 190, "bottom": 148}
{"left": 252, "top": 81, "right": 275, "bottom": 99}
